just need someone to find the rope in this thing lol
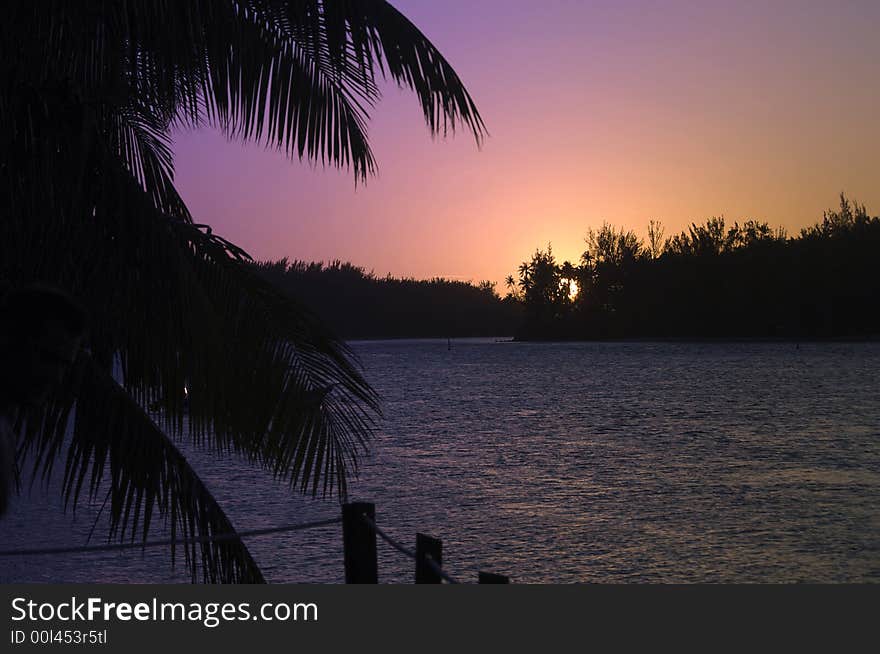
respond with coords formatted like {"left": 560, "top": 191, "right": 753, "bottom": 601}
{"left": 425, "top": 553, "right": 460, "bottom": 585}
{"left": 3, "top": 508, "right": 473, "bottom": 584}
{"left": 359, "top": 513, "right": 460, "bottom": 584}
{"left": 0, "top": 517, "right": 342, "bottom": 557}
{"left": 360, "top": 513, "right": 416, "bottom": 559}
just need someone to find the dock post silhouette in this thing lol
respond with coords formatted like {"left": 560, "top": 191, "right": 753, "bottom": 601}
{"left": 415, "top": 533, "right": 443, "bottom": 584}
{"left": 1, "top": 499, "right": 512, "bottom": 583}
{"left": 342, "top": 502, "right": 378, "bottom": 583}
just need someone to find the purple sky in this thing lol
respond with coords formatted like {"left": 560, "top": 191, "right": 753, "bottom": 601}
{"left": 173, "top": 0, "right": 880, "bottom": 287}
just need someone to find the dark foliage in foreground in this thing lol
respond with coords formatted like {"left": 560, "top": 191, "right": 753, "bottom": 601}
{"left": 258, "top": 260, "right": 522, "bottom": 338}
{"left": 1, "top": 0, "right": 483, "bottom": 582}
{"left": 509, "top": 195, "right": 880, "bottom": 340}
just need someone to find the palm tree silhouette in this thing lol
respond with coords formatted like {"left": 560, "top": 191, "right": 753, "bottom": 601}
{"left": 504, "top": 274, "right": 518, "bottom": 300}
{"left": 0, "top": 1, "right": 485, "bottom": 582}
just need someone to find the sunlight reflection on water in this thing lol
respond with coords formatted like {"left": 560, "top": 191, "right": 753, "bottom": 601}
{"left": 3, "top": 340, "right": 879, "bottom": 582}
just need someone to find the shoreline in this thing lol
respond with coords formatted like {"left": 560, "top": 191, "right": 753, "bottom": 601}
{"left": 510, "top": 334, "right": 880, "bottom": 344}
{"left": 343, "top": 334, "right": 879, "bottom": 344}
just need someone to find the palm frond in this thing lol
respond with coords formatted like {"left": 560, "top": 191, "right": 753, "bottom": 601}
{"left": 19, "top": 356, "right": 266, "bottom": 583}
{"left": 2, "top": 1, "right": 485, "bottom": 181}
{"left": 2, "top": 0, "right": 482, "bottom": 582}
{"left": 3, "top": 127, "right": 378, "bottom": 578}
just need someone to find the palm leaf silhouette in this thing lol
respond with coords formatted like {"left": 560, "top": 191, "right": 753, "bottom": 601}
{"left": 1, "top": 1, "right": 484, "bottom": 582}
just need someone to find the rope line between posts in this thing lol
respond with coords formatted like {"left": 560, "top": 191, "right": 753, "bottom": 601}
{"left": 0, "top": 517, "right": 342, "bottom": 557}
{"left": 359, "top": 513, "right": 416, "bottom": 559}
{"left": 425, "top": 553, "right": 460, "bottom": 585}
{"left": 359, "top": 513, "right": 460, "bottom": 584}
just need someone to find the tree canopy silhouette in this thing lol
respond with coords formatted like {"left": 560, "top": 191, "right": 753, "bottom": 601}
{"left": 0, "top": 1, "right": 484, "bottom": 582}
{"left": 257, "top": 260, "right": 520, "bottom": 338}
{"left": 508, "top": 195, "right": 880, "bottom": 340}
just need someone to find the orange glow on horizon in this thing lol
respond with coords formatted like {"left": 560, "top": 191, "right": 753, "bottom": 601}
{"left": 173, "top": 1, "right": 880, "bottom": 290}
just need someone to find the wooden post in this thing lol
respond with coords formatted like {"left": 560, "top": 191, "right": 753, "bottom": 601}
{"left": 415, "top": 533, "right": 443, "bottom": 583}
{"left": 478, "top": 572, "right": 510, "bottom": 584}
{"left": 342, "top": 502, "right": 377, "bottom": 584}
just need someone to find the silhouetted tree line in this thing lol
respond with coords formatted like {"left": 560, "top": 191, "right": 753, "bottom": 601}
{"left": 256, "top": 260, "right": 522, "bottom": 338}
{"left": 508, "top": 195, "right": 880, "bottom": 340}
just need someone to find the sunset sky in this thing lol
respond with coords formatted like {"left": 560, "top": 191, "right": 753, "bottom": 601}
{"left": 173, "top": 0, "right": 880, "bottom": 288}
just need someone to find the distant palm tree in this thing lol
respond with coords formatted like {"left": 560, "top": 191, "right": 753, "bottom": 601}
{"left": 0, "top": 1, "right": 484, "bottom": 582}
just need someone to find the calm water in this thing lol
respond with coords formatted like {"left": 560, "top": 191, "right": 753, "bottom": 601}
{"left": 3, "top": 340, "right": 879, "bottom": 583}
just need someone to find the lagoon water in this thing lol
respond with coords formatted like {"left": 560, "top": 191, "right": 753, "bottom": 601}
{"left": 3, "top": 340, "right": 879, "bottom": 583}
